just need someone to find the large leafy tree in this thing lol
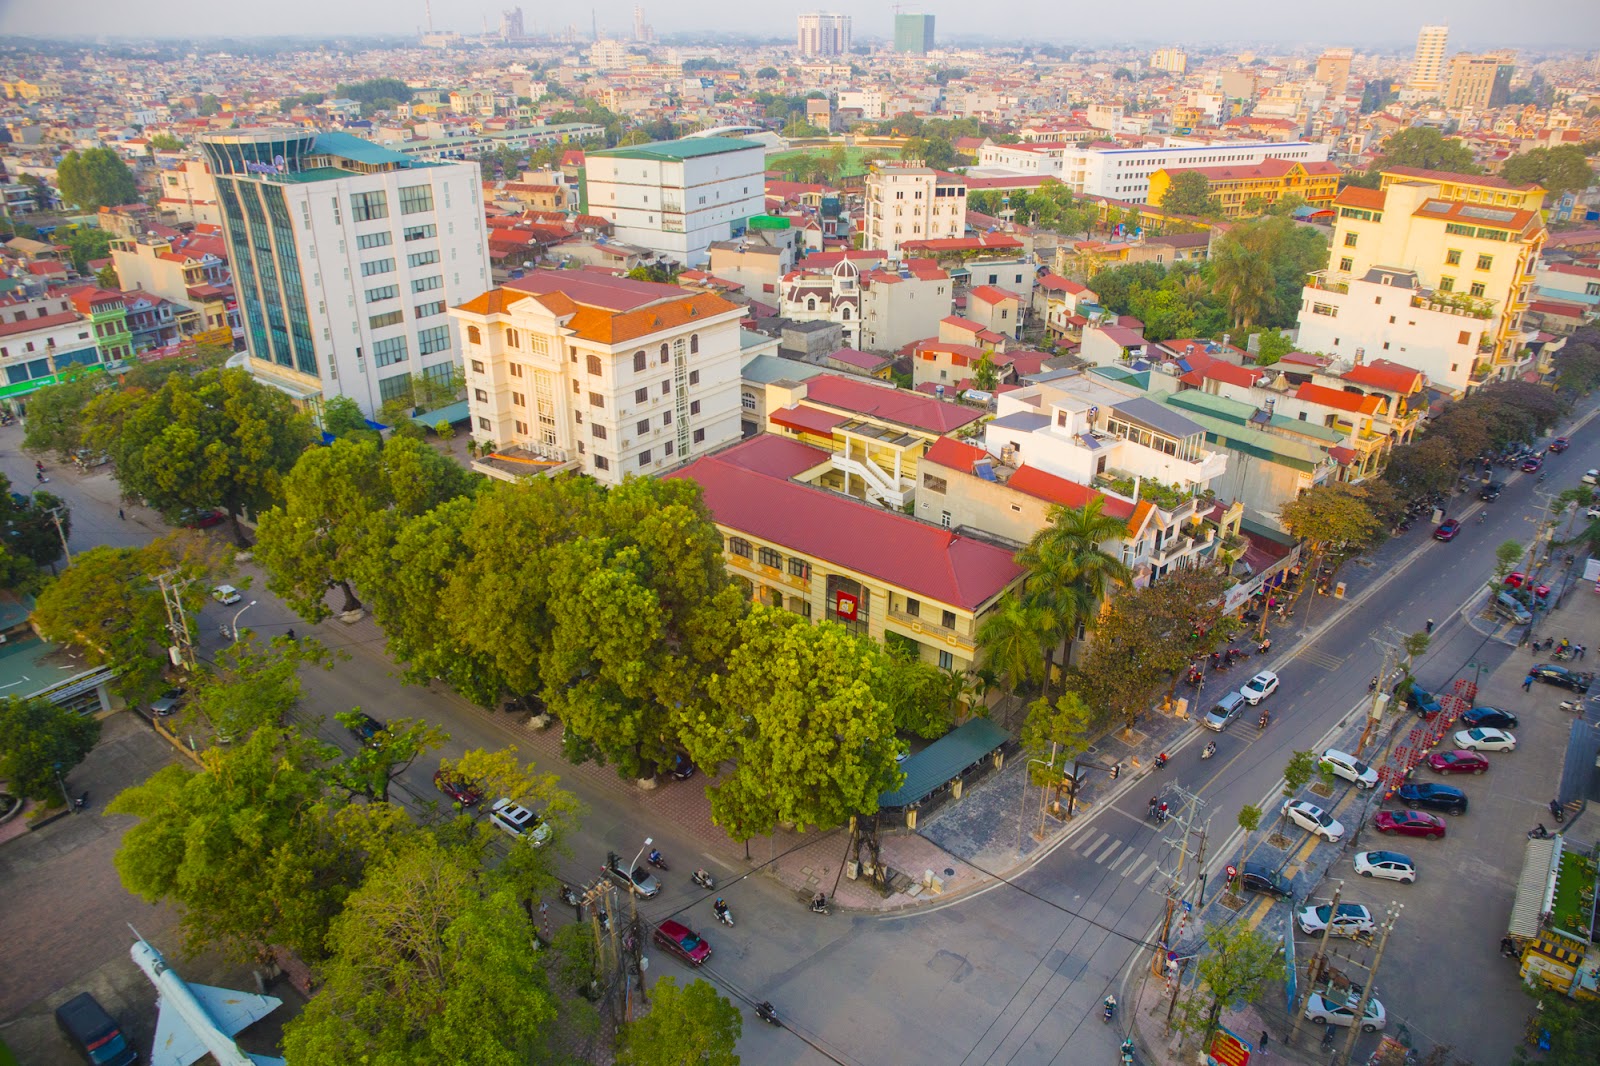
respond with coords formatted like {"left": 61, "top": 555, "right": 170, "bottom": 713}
{"left": 56, "top": 148, "right": 138, "bottom": 209}
{"left": 85, "top": 367, "right": 317, "bottom": 546}
{"left": 20, "top": 375, "right": 100, "bottom": 459}
{"left": 179, "top": 638, "right": 321, "bottom": 745}
{"left": 1280, "top": 482, "right": 1390, "bottom": 581}
{"left": 976, "top": 592, "right": 1050, "bottom": 694}
{"left": 329, "top": 712, "right": 447, "bottom": 804}
{"left": 618, "top": 977, "right": 742, "bottom": 1066}
{"left": 1499, "top": 145, "right": 1596, "bottom": 198}
{"left": 0, "top": 696, "right": 100, "bottom": 801}
{"left": 0, "top": 483, "right": 70, "bottom": 573}
{"left": 1158, "top": 170, "right": 1219, "bottom": 217}
{"left": 1367, "top": 127, "right": 1480, "bottom": 176}
{"left": 695, "top": 607, "right": 902, "bottom": 841}
{"left": 1174, "top": 922, "right": 1286, "bottom": 1040}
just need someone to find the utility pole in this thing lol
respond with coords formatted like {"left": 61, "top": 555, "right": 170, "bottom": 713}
{"left": 153, "top": 569, "right": 196, "bottom": 673}
{"left": 1148, "top": 784, "right": 1205, "bottom": 981}
{"left": 1336, "top": 904, "right": 1402, "bottom": 1066}
{"left": 1355, "top": 641, "right": 1396, "bottom": 756}
{"left": 1165, "top": 817, "right": 1210, "bottom": 1024}
{"left": 1287, "top": 880, "right": 1342, "bottom": 1045}
{"left": 43, "top": 505, "right": 70, "bottom": 565}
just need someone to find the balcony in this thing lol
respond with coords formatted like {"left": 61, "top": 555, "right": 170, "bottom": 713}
{"left": 1411, "top": 291, "right": 1496, "bottom": 320}
{"left": 886, "top": 608, "right": 976, "bottom": 653}
{"left": 1305, "top": 270, "right": 1350, "bottom": 295}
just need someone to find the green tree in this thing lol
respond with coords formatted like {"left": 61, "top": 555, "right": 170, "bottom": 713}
{"left": 1158, "top": 170, "right": 1219, "bottom": 217}
{"left": 148, "top": 133, "right": 185, "bottom": 151}
{"left": 95, "top": 264, "right": 119, "bottom": 289}
{"left": 1278, "top": 750, "right": 1316, "bottom": 833}
{"left": 55, "top": 148, "right": 138, "bottom": 210}
{"left": 617, "top": 977, "right": 742, "bottom": 1066}
{"left": 976, "top": 592, "right": 1050, "bottom": 694}
{"left": 1237, "top": 804, "right": 1262, "bottom": 834}
{"left": 880, "top": 643, "right": 957, "bottom": 739}
{"left": 1494, "top": 540, "right": 1525, "bottom": 582}
{"left": 196, "top": 94, "right": 221, "bottom": 116}
{"left": 1016, "top": 499, "right": 1131, "bottom": 694}
{"left": 180, "top": 638, "right": 319, "bottom": 744}
{"left": 86, "top": 367, "right": 317, "bottom": 546}
{"left": 694, "top": 607, "right": 901, "bottom": 842}
{"left": 1551, "top": 330, "right": 1600, "bottom": 393}
{"left": 972, "top": 351, "right": 1000, "bottom": 392}
{"left": 320, "top": 395, "right": 370, "bottom": 439}
{"left": 757, "top": 67, "right": 779, "bottom": 79}
{"left": 1367, "top": 127, "right": 1480, "bottom": 176}
{"left": 1499, "top": 145, "right": 1596, "bottom": 198}
{"left": 903, "top": 135, "right": 957, "bottom": 171}
{"left": 0, "top": 486, "right": 70, "bottom": 572}
{"left": 1280, "top": 482, "right": 1390, "bottom": 586}
{"left": 0, "top": 696, "right": 100, "bottom": 802}
{"left": 329, "top": 712, "right": 447, "bottom": 804}
{"left": 1175, "top": 922, "right": 1286, "bottom": 1039}
{"left": 57, "top": 226, "right": 114, "bottom": 274}
{"left": 1514, "top": 987, "right": 1600, "bottom": 1065}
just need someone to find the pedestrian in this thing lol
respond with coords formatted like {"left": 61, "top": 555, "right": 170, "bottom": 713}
{"left": 118, "top": 508, "right": 125, "bottom": 521}
{"left": 1580, "top": 645, "right": 1587, "bottom": 661}
{"left": 1259, "top": 1030, "right": 1270, "bottom": 1056}
{"left": 1425, "top": 618, "right": 1435, "bottom": 634}
{"left": 1524, "top": 673, "right": 1535, "bottom": 692}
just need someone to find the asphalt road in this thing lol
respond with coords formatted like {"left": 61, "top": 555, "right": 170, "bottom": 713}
{"left": 5, "top": 398, "right": 1597, "bottom": 1066}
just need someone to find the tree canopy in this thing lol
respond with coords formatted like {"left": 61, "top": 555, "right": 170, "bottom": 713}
{"left": 1499, "top": 145, "right": 1596, "bottom": 198}
{"left": 1158, "top": 170, "right": 1220, "bottom": 217}
{"left": 1366, "top": 127, "right": 1480, "bottom": 178}
{"left": 56, "top": 148, "right": 138, "bottom": 210}
{"left": 618, "top": 978, "right": 742, "bottom": 1066}
{"left": 0, "top": 696, "right": 99, "bottom": 802}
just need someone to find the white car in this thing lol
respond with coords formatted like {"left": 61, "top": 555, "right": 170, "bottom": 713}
{"left": 1453, "top": 727, "right": 1516, "bottom": 752}
{"left": 1282, "top": 799, "right": 1345, "bottom": 843}
{"left": 1320, "top": 748, "right": 1379, "bottom": 790}
{"left": 1584, "top": 469, "right": 1599, "bottom": 486}
{"left": 1296, "top": 902, "right": 1375, "bottom": 937}
{"left": 489, "top": 798, "right": 551, "bottom": 847}
{"left": 1354, "top": 851, "right": 1417, "bottom": 883}
{"left": 211, "top": 584, "right": 243, "bottom": 605}
{"left": 1588, "top": 504, "right": 1600, "bottom": 520}
{"left": 1304, "top": 991, "right": 1387, "bottom": 1032}
{"left": 1241, "top": 670, "right": 1280, "bottom": 705}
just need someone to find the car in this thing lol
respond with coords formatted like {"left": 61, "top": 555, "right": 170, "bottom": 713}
{"left": 211, "top": 583, "right": 243, "bottom": 605}
{"left": 432, "top": 770, "right": 482, "bottom": 807}
{"left": 1296, "top": 902, "right": 1375, "bottom": 938}
{"left": 54, "top": 992, "right": 138, "bottom": 1066}
{"left": 1395, "top": 782, "right": 1468, "bottom": 815}
{"left": 489, "top": 797, "right": 552, "bottom": 846}
{"left": 653, "top": 919, "right": 712, "bottom": 966}
{"left": 1493, "top": 592, "right": 1533, "bottom": 625}
{"left": 1453, "top": 726, "right": 1516, "bottom": 752}
{"left": 179, "top": 507, "right": 226, "bottom": 529}
{"left": 1402, "top": 685, "right": 1442, "bottom": 717}
{"left": 1241, "top": 670, "right": 1280, "bottom": 705}
{"left": 1319, "top": 748, "right": 1379, "bottom": 790}
{"left": 1202, "top": 691, "right": 1247, "bottom": 731}
{"left": 1303, "top": 991, "right": 1387, "bottom": 1033}
{"left": 1237, "top": 861, "right": 1294, "bottom": 899}
{"left": 1461, "top": 706, "right": 1518, "bottom": 729}
{"left": 1505, "top": 573, "right": 1552, "bottom": 599}
{"left": 1432, "top": 518, "right": 1461, "bottom": 541}
{"left": 1529, "top": 664, "right": 1591, "bottom": 692}
{"left": 1584, "top": 469, "right": 1599, "bottom": 486}
{"left": 1550, "top": 437, "right": 1571, "bottom": 453}
{"left": 148, "top": 686, "right": 185, "bottom": 718}
{"left": 1479, "top": 482, "right": 1504, "bottom": 501}
{"left": 1373, "top": 810, "right": 1447, "bottom": 839}
{"left": 1282, "top": 799, "right": 1345, "bottom": 843}
{"left": 604, "top": 851, "right": 662, "bottom": 898}
{"left": 1354, "top": 850, "right": 1417, "bottom": 883}
{"left": 1522, "top": 455, "right": 1545, "bottom": 473}
{"left": 346, "top": 711, "right": 385, "bottom": 747}
{"left": 1426, "top": 749, "right": 1489, "bottom": 775}
{"left": 1589, "top": 504, "right": 1600, "bottom": 520}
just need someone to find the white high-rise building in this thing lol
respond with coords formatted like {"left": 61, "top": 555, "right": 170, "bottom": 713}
{"left": 1408, "top": 24, "right": 1450, "bottom": 97}
{"left": 863, "top": 164, "right": 967, "bottom": 258}
{"left": 797, "top": 13, "right": 852, "bottom": 57}
{"left": 201, "top": 130, "right": 490, "bottom": 419}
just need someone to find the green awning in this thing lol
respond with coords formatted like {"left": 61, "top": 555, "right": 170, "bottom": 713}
{"left": 410, "top": 399, "right": 470, "bottom": 426}
{"left": 878, "top": 717, "right": 1009, "bottom": 809}
{"left": 0, "top": 363, "right": 108, "bottom": 400}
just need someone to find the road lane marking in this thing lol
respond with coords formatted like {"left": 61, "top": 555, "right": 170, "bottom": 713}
{"left": 1094, "top": 838, "right": 1122, "bottom": 863}
{"left": 1297, "top": 649, "right": 1345, "bottom": 670}
{"left": 1123, "top": 855, "right": 1155, "bottom": 880}
{"left": 1077, "top": 831, "right": 1109, "bottom": 855}
{"left": 1107, "top": 844, "right": 1138, "bottom": 870}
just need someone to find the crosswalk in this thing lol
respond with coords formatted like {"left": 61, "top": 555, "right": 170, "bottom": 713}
{"left": 1296, "top": 647, "right": 1345, "bottom": 671}
{"left": 1068, "top": 828, "right": 1164, "bottom": 884}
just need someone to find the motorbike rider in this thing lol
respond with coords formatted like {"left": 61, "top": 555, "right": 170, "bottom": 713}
{"left": 1154, "top": 751, "right": 1168, "bottom": 768}
{"left": 1202, "top": 740, "right": 1217, "bottom": 758}
{"left": 1103, "top": 994, "right": 1117, "bottom": 1017}
{"left": 714, "top": 897, "right": 729, "bottom": 919}
{"left": 811, "top": 891, "right": 828, "bottom": 912}
{"left": 648, "top": 848, "right": 663, "bottom": 865}
{"left": 1258, "top": 709, "right": 1270, "bottom": 728}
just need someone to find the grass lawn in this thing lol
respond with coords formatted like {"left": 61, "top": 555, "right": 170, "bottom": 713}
{"left": 0, "top": 1036, "right": 18, "bottom": 1066}
{"left": 766, "top": 145, "right": 900, "bottom": 178}
{"left": 1550, "top": 848, "right": 1596, "bottom": 939}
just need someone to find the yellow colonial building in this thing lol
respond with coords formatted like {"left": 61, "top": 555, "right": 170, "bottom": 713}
{"left": 1148, "top": 158, "right": 1340, "bottom": 218}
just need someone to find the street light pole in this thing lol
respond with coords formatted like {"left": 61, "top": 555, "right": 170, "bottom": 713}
{"left": 228, "top": 599, "right": 257, "bottom": 642}
{"left": 629, "top": 836, "right": 653, "bottom": 881}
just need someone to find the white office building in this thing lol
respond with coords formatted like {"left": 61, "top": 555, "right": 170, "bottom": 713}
{"left": 968, "top": 140, "right": 1330, "bottom": 203}
{"left": 863, "top": 164, "right": 968, "bottom": 259}
{"left": 797, "top": 13, "right": 852, "bottom": 57}
{"left": 582, "top": 138, "right": 766, "bottom": 268}
{"left": 201, "top": 129, "right": 490, "bottom": 419}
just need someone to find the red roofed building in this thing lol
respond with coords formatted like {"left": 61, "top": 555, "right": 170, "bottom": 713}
{"left": 668, "top": 434, "right": 1024, "bottom": 674}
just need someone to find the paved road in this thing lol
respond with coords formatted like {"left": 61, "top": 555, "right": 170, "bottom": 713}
{"left": 6, "top": 400, "right": 1596, "bottom": 1065}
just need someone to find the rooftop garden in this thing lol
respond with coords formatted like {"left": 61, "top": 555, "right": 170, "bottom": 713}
{"left": 1550, "top": 846, "right": 1597, "bottom": 944}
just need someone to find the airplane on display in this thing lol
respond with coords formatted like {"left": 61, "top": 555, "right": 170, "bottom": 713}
{"left": 129, "top": 933, "right": 285, "bottom": 1066}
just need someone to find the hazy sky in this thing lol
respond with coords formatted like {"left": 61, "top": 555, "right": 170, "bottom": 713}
{"left": 2, "top": 1, "right": 1597, "bottom": 50}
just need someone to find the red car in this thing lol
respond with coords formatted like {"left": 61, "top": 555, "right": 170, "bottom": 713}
{"left": 180, "top": 507, "right": 227, "bottom": 529}
{"left": 1505, "top": 573, "right": 1552, "bottom": 599}
{"left": 1432, "top": 519, "right": 1461, "bottom": 541}
{"left": 653, "top": 919, "right": 711, "bottom": 966}
{"left": 432, "top": 770, "right": 482, "bottom": 807}
{"left": 1426, "top": 750, "right": 1489, "bottom": 775}
{"left": 1373, "top": 810, "right": 1447, "bottom": 839}
{"left": 1550, "top": 437, "right": 1571, "bottom": 453}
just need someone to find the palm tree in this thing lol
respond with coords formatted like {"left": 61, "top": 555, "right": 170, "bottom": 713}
{"left": 1016, "top": 500, "right": 1132, "bottom": 689}
{"left": 976, "top": 593, "right": 1050, "bottom": 695}
{"left": 1210, "top": 238, "right": 1275, "bottom": 329}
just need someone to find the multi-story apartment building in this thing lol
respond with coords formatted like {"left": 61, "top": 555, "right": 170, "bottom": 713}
{"left": 1315, "top": 49, "right": 1354, "bottom": 98}
{"left": 1444, "top": 53, "right": 1515, "bottom": 111}
{"left": 796, "top": 13, "right": 851, "bottom": 57}
{"left": 109, "top": 228, "right": 239, "bottom": 343}
{"left": 1297, "top": 169, "right": 1547, "bottom": 395}
{"left": 893, "top": 13, "right": 935, "bottom": 54}
{"left": 1149, "top": 49, "right": 1188, "bottom": 75}
{"left": 1408, "top": 24, "right": 1450, "bottom": 98}
{"left": 863, "top": 164, "right": 967, "bottom": 259}
{"left": 61, "top": 286, "right": 133, "bottom": 364}
{"left": 1147, "top": 158, "right": 1340, "bottom": 218}
{"left": 448, "top": 270, "right": 745, "bottom": 486}
{"left": 779, "top": 258, "right": 953, "bottom": 352}
{"left": 200, "top": 129, "right": 490, "bottom": 419}
{"left": 0, "top": 291, "right": 102, "bottom": 399}
{"left": 581, "top": 138, "right": 765, "bottom": 267}
{"left": 982, "top": 141, "right": 1330, "bottom": 202}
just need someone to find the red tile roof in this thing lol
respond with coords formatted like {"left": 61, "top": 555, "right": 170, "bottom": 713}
{"left": 1383, "top": 165, "right": 1542, "bottom": 192}
{"left": 899, "top": 234, "right": 1025, "bottom": 254}
{"left": 801, "top": 375, "right": 983, "bottom": 434}
{"left": 770, "top": 403, "right": 849, "bottom": 435}
{"left": 1160, "top": 159, "right": 1339, "bottom": 182}
{"left": 1334, "top": 186, "right": 1387, "bottom": 211}
{"left": 968, "top": 284, "right": 1019, "bottom": 305}
{"left": 1295, "top": 382, "right": 1383, "bottom": 414}
{"left": 1006, "top": 465, "right": 1138, "bottom": 525}
{"left": 668, "top": 439, "right": 1025, "bottom": 610}
{"left": 1181, "top": 361, "right": 1263, "bottom": 389}
{"left": 1341, "top": 360, "right": 1423, "bottom": 393}
{"left": 1037, "top": 272, "right": 1087, "bottom": 295}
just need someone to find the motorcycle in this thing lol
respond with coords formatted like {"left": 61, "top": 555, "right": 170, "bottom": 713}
{"left": 1550, "top": 799, "right": 1566, "bottom": 824}
{"left": 1201, "top": 742, "right": 1217, "bottom": 760}
{"left": 1102, "top": 997, "right": 1117, "bottom": 1023}
{"left": 755, "top": 1001, "right": 781, "bottom": 1027}
{"left": 1560, "top": 699, "right": 1585, "bottom": 713}
{"left": 692, "top": 868, "right": 716, "bottom": 890}
{"left": 558, "top": 884, "right": 579, "bottom": 907}
{"left": 1120, "top": 1038, "right": 1136, "bottom": 1065}
{"left": 1257, "top": 711, "right": 1270, "bottom": 730}
{"left": 809, "top": 894, "right": 831, "bottom": 916}
{"left": 1184, "top": 667, "right": 1202, "bottom": 688}
{"left": 73, "top": 791, "right": 88, "bottom": 811}
{"left": 1154, "top": 752, "right": 1169, "bottom": 770}
{"left": 647, "top": 849, "right": 670, "bottom": 872}
{"left": 1529, "top": 823, "right": 1551, "bottom": 840}
{"left": 1147, "top": 799, "right": 1160, "bottom": 821}
{"left": 714, "top": 901, "right": 734, "bottom": 927}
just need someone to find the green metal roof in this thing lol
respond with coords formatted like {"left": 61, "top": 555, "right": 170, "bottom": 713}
{"left": 1168, "top": 406, "right": 1329, "bottom": 471}
{"left": 592, "top": 137, "right": 761, "bottom": 161}
{"left": 878, "top": 717, "right": 1009, "bottom": 810}
{"left": 740, "top": 353, "right": 830, "bottom": 385}
{"left": 1164, "top": 390, "right": 1344, "bottom": 443}
{"left": 309, "top": 131, "right": 414, "bottom": 166}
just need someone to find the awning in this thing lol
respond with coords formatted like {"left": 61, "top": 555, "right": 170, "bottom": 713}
{"left": 411, "top": 399, "right": 470, "bottom": 426}
{"left": 878, "top": 717, "right": 1008, "bottom": 810}
{"left": 1508, "top": 835, "right": 1560, "bottom": 938}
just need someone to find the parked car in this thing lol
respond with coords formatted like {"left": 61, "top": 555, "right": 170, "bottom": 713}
{"left": 179, "top": 507, "right": 226, "bottom": 529}
{"left": 346, "top": 711, "right": 385, "bottom": 747}
{"left": 489, "top": 797, "right": 551, "bottom": 846}
{"left": 653, "top": 919, "right": 712, "bottom": 966}
{"left": 1522, "top": 455, "right": 1545, "bottom": 473}
{"left": 1373, "top": 810, "right": 1447, "bottom": 839}
{"left": 1479, "top": 482, "right": 1504, "bottom": 501}
{"left": 1241, "top": 670, "right": 1280, "bottom": 705}
{"left": 148, "top": 687, "right": 185, "bottom": 718}
{"left": 1354, "top": 851, "right": 1417, "bottom": 883}
{"left": 1237, "top": 861, "right": 1294, "bottom": 899}
{"left": 211, "top": 584, "right": 243, "bottom": 605}
{"left": 1583, "top": 468, "right": 1598, "bottom": 486}
{"left": 1433, "top": 518, "right": 1462, "bottom": 541}
{"left": 1282, "top": 799, "right": 1345, "bottom": 843}
{"left": 1303, "top": 991, "right": 1387, "bottom": 1032}
{"left": 604, "top": 851, "right": 662, "bottom": 898}
{"left": 432, "top": 771, "right": 482, "bottom": 807}
{"left": 1319, "top": 748, "right": 1379, "bottom": 790}
{"left": 1395, "top": 782, "right": 1468, "bottom": 815}
{"left": 53, "top": 992, "right": 137, "bottom": 1066}
{"left": 1550, "top": 437, "right": 1571, "bottom": 453}
{"left": 1461, "top": 706, "right": 1518, "bottom": 729}
{"left": 1296, "top": 902, "right": 1375, "bottom": 937}
{"left": 1505, "top": 573, "right": 1552, "bottom": 599}
{"left": 1529, "top": 664, "right": 1591, "bottom": 692}
{"left": 1492, "top": 592, "right": 1533, "bottom": 625}
{"left": 1453, "top": 726, "right": 1516, "bottom": 752}
{"left": 1202, "top": 691, "right": 1247, "bottom": 732}
{"left": 1402, "top": 685, "right": 1442, "bottom": 717}
{"left": 1426, "top": 749, "right": 1489, "bottom": 775}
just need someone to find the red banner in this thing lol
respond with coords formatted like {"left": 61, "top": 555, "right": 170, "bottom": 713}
{"left": 834, "top": 591, "right": 859, "bottom": 620}
{"left": 1208, "top": 1028, "right": 1251, "bottom": 1066}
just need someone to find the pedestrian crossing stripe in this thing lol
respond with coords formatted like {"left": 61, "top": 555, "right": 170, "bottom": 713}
{"left": 1296, "top": 648, "right": 1344, "bottom": 670}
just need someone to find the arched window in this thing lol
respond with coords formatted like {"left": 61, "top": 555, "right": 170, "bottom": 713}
{"left": 633, "top": 350, "right": 647, "bottom": 372}
{"left": 841, "top": 306, "right": 851, "bottom": 320}
{"left": 806, "top": 298, "right": 817, "bottom": 311}
{"left": 660, "top": 343, "right": 670, "bottom": 364}
{"left": 689, "top": 333, "right": 699, "bottom": 354}
{"left": 466, "top": 325, "right": 481, "bottom": 344}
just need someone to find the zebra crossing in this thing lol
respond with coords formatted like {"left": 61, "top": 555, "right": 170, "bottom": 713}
{"left": 1068, "top": 828, "right": 1164, "bottom": 884}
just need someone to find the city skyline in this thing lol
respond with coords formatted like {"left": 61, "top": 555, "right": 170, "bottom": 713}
{"left": 2, "top": 1, "right": 1596, "bottom": 50}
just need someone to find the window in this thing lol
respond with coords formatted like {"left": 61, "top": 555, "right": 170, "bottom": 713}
{"left": 510, "top": 363, "right": 523, "bottom": 378}
{"left": 757, "top": 546, "right": 781, "bottom": 568}
{"left": 398, "top": 184, "right": 434, "bottom": 214}
{"left": 662, "top": 411, "right": 672, "bottom": 425}
{"left": 1457, "top": 330, "right": 1471, "bottom": 345}
{"left": 411, "top": 275, "right": 443, "bottom": 294}
{"left": 407, "top": 249, "right": 440, "bottom": 268}
{"left": 942, "top": 609, "right": 956, "bottom": 628}
{"left": 660, "top": 344, "right": 670, "bottom": 364}
{"left": 1439, "top": 277, "right": 1455, "bottom": 292}
{"left": 589, "top": 392, "right": 603, "bottom": 408}
{"left": 369, "top": 310, "right": 404, "bottom": 329}
{"left": 938, "top": 650, "right": 954, "bottom": 670}
{"left": 467, "top": 326, "right": 481, "bottom": 345}
{"left": 1469, "top": 282, "right": 1486, "bottom": 297}
{"left": 471, "top": 359, "right": 484, "bottom": 373}
{"left": 1476, "top": 254, "right": 1493, "bottom": 271}
{"left": 664, "top": 441, "right": 674, "bottom": 456}
{"left": 587, "top": 354, "right": 602, "bottom": 376}
{"left": 474, "top": 388, "right": 489, "bottom": 402}
{"left": 418, "top": 325, "right": 451, "bottom": 355}
{"left": 633, "top": 350, "right": 647, "bottom": 372}
{"left": 594, "top": 455, "right": 609, "bottom": 470}
{"left": 690, "top": 334, "right": 699, "bottom": 354}
{"left": 360, "top": 257, "right": 395, "bottom": 277}
{"left": 365, "top": 284, "right": 399, "bottom": 303}
{"left": 905, "top": 598, "right": 921, "bottom": 618}
{"left": 662, "top": 381, "right": 671, "bottom": 396}
{"left": 403, "top": 223, "right": 436, "bottom": 241}
{"left": 690, "top": 400, "right": 701, "bottom": 415}
{"left": 592, "top": 423, "right": 608, "bottom": 439}
{"left": 634, "top": 387, "right": 649, "bottom": 403}
{"left": 693, "top": 429, "right": 705, "bottom": 444}
{"left": 512, "top": 392, "right": 525, "bottom": 407}
{"left": 636, "top": 419, "right": 650, "bottom": 435}
{"left": 1339, "top": 257, "right": 1354, "bottom": 272}
{"left": 788, "top": 557, "right": 809, "bottom": 579}
{"left": 505, "top": 329, "right": 520, "bottom": 349}
{"left": 688, "top": 370, "right": 699, "bottom": 385}
{"left": 940, "top": 510, "right": 951, "bottom": 528}
{"left": 356, "top": 231, "right": 392, "bottom": 250}
{"left": 638, "top": 450, "right": 652, "bottom": 466}
{"left": 922, "top": 473, "right": 947, "bottom": 494}
{"left": 728, "top": 537, "right": 752, "bottom": 558}
{"left": 1343, "top": 232, "right": 1358, "bottom": 247}
{"left": 373, "top": 335, "right": 409, "bottom": 368}
{"left": 350, "top": 190, "right": 388, "bottom": 222}
{"left": 515, "top": 420, "right": 528, "bottom": 435}
{"left": 415, "top": 300, "right": 445, "bottom": 318}
{"left": 1446, "top": 249, "right": 1462, "bottom": 266}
